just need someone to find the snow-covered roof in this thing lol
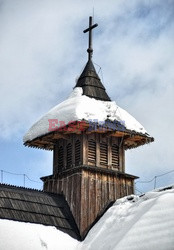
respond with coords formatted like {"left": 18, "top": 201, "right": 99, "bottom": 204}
{"left": 0, "top": 183, "right": 80, "bottom": 240}
{"left": 23, "top": 87, "right": 150, "bottom": 143}
{"left": 1, "top": 185, "right": 174, "bottom": 250}
{"left": 80, "top": 185, "right": 174, "bottom": 250}
{"left": 0, "top": 219, "right": 79, "bottom": 250}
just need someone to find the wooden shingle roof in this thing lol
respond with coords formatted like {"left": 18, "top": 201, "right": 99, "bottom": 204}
{"left": 0, "top": 184, "right": 80, "bottom": 240}
{"left": 75, "top": 59, "right": 111, "bottom": 101}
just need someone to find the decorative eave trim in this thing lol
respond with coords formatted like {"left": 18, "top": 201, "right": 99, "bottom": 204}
{"left": 24, "top": 119, "right": 154, "bottom": 150}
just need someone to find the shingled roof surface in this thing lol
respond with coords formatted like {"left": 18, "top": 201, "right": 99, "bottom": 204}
{"left": 0, "top": 184, "right": 80, "bottom": 240}
{"left": 75, "top": 59, "right": 111, "bottom": 101}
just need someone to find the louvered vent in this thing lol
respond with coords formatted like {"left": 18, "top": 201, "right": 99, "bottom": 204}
{"left": 112, "top": 144, "right": 119, "bottom": 169}
{"left": 75, "top": 140, "right": 81, "bottom": 166}
{"left": 58, "top": 146, "right": 64, "bottom": 170}
{"left": 67, "top": 143, "right": 72, "bottom": 168}
{"left": 100, "top": 142, "right": 108, "bottom": 166}
{"left": 88, "top": 139, "right": 96, "bottom": 164}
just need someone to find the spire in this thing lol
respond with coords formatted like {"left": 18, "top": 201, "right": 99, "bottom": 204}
{"left": 75, "top": 60, "right": 111, "bottom": 101}
{"left": 75, "top": 16, "right": 111, "bottom": 101}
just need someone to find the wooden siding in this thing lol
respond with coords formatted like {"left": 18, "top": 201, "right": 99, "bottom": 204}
{"left": 42, "top": 132, "right": 137, "bottom": 239}
{"left": 42, "top": 166, "right": 136, "bottom": 239}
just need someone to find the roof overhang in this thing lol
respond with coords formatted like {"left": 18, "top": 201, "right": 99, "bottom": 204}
{"left": 24, "top": 119, "right": 154, "bottom": 150}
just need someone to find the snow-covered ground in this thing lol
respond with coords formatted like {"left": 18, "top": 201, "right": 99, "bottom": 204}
{"left": 1, "top": 185, "right": 174, "bottom": 250}
{"left": 24, "top": 87, "right": 147, "bottom": 142}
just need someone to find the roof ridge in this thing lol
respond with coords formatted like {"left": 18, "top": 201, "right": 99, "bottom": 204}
{"left": 0, "top": 183, "right": 43, "bottom": 193}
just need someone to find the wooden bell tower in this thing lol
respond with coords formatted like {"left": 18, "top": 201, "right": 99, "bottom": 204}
{"left": 41, "top": 17, "right": 137, "bottom": 239}
{"left": 24, "top": 16, "right": 154, "bottom": 239}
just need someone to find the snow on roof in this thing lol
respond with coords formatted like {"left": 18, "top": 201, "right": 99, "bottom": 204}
{"left": 24, "top": 87, "right": 148, "bottom": 142}
{"left": 1, "top": 185, "right": 174, "bottom": 250}
{"left": 80, "top": 185, "right": 174, "bottom": 250}
{"left": 0, "top": 183, "right": 80, "bottom": 240}
{"left": 0, "top": 219, "right": 78, "bottom": 250}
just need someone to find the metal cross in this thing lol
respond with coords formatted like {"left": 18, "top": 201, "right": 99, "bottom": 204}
{"left": 83, "top": 16, "right": 98, "bottom": 61}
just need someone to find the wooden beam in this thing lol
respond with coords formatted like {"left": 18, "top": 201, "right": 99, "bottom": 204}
{"left": 52, "top": 133, "right": 70, "bottom": 140}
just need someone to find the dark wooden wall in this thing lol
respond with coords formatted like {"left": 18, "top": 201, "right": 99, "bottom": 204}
{"left": 43, "top": 132, "right": 135, "bottom": 238}
{"left": 43, "top": 167, "right": 134, "bottom": 238}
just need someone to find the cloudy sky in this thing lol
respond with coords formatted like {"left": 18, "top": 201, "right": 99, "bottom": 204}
{"left": 0, "top": 0, "right": 174, "bottom": 193}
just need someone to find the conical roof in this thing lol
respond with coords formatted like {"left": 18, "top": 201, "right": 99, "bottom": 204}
{"left": 75, "top": 59, "right": 111, "bottom": 101}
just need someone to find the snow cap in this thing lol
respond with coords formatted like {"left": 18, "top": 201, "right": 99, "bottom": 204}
{"left": 23, "top": 87, "right": 150, "bottom": 144}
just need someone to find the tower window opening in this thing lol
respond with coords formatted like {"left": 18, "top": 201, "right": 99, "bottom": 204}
{"left": 58, "top": 146, "right": 64, "bottom": 170}
{"left": 88, "top": 139, "right": 96, "bottom": 164}
{"left": 112, "top": 144, "right": 119, "bottom": 169}
{"left": 100, "top": 142, "right": 108, "bottom": 166}
{"left": 67, "top": 143, "right": 72, "bottom": 168}
{"left": 75, "top": 140, "right": 81, "bottom": 166}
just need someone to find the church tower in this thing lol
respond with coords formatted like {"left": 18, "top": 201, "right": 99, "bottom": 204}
{"left": 24, "top": 17, "right": 154, "bottom": 239}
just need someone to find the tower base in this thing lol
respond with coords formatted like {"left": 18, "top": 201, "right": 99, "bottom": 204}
{"left": 41, "top": 165, "right": 138, "bottom": 239}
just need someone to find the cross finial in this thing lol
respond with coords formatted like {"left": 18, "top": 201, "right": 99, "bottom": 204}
{"left": 83, "top": 16, "right": 98, "bottom": 61}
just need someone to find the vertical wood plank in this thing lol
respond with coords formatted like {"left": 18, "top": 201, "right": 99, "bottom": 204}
{"left": 96, "top": 134, "right": 100, "bottom": 167}
{"left": 53, "top": 144, "right": 58, "bottom": 174}
{"left": 108, "top": 137, "right": 112, "bottom": 168}
{"left": 72, "top": 134, "right": 75, "bottom": 166}
{"left": 82, "top": 133, "right": 88, "bottom": 165}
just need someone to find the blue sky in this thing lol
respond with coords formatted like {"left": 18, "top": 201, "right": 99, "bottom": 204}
{"left": 0, "top": 0, "right": 174, "bottom": 193}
